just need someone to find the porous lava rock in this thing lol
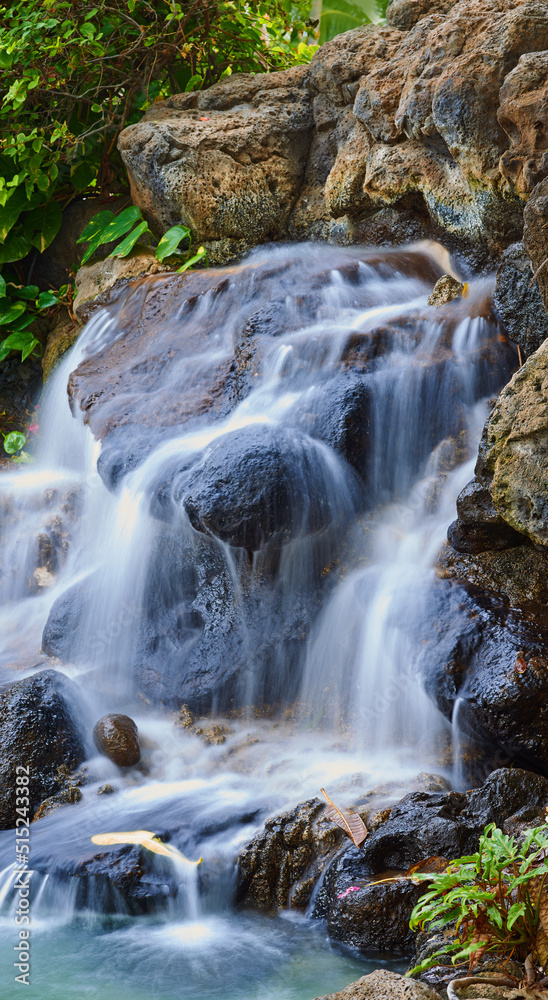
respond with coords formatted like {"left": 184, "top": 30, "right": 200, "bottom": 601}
{"left": 93, "top": 714, "right": 141, "bottom": 767}
{"left": 118, "top": 0, "right": 548, "bottom": 267}
{"left": 0, "top": 670, "right": 85, "bottom": 829}
{"left": 118, "top": 66, "right": 314, "bottom": 249}
{"left": 478, "top": 338, "right": 548, "bottom": 546}
{"left": 312, "top": 971, "right": 440, "bottom": 1000}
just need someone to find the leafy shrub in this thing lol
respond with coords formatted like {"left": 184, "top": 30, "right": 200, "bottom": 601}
{"left": 0, "top": 0, "right": 317, "bottom": 361}
{"left": 409, "top": 822, "right": 548, "bottom": 975}
{"left": 76, "top": 207, "right": 207, "bottom": 271}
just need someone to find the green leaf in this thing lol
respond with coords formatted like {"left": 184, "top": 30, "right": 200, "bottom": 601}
{"left": 319, "top": 0, "right": 378, "bottom": 43}
{"left": 507, "top": 901, "right": 527, "bottom": 931}
{"left": 177, "top": 247, "right": 208, "bottom": 272}
{"left": 0, "top": 230, "right": 33, "bottom": 265}
{"left": 109, "top": 220, "right": 150, "bottom": 258}
{"left": 184, "top": 74, "right": 203, "bottom": 92}
{"left": 94, "top": 205, "right": 143, "bottom": 244}
{"left": 0, "top": 275, "right": 5, "bottom": 297}
{"left": 78, "top": 207, "right": 144, "bottom": 263}
{"left": 9, "top": 283, "right": 39, "bottom": 300}
{"left": 0, "top": 187, "right": 28, "bottom": 241}
{"left": 21, "top": 337, "right": 41, "bottom": 361}
{"left": 77, "top": 210, "right": 115, "bottom": 244}
{"left": 12, "top": 451, "right": 34, "bottom": 464}
{"left": 23, "top": 200, "right": 62, "bottom": 252}
{"left": 155, "top": 224, "right": 190, "bottom": 262}
{"left": 3, "top": 431, "right": 26, "bottom": 454}
{"left": 0, "top": 301, "right": 26, "bottom": 326}
{"left": 36, "top": 290, "right": 59, "bottom": 309}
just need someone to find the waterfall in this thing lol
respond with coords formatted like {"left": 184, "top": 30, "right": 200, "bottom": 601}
{"left": 0, "top": 242, "right": 516, "bottom": 1000}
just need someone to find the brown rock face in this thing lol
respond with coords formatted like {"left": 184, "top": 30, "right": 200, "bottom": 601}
{"left": 524, "top": 176, "right": 548, "bottom": 312}
{"left": 118, "top": 67, "right": 313, "bottom": 248}
{"left": 93, "top": 714, "right": 140, "bottom": 767}
{"left": 118, "top": 0, "right": 548, "bottom": 266}
{"left": 498, "top": 50, "right": 548, "bottom": 196}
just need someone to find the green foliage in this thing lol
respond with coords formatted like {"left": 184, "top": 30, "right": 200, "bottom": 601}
{"left": 0, "top": 1, "right": 316, "bottom": 265}
{"left": 0, "top": 0, "right": 316, "bottom": 362}
{"left": 318, "top": 0, "right": 388, "bottom": 44}
{"left": 0, "top": 274, "right": 67, "bottom": 362}
{"left": 409, "top": 822, "right": 548, "bottom": 975}
{"left": 77, "top": 208, "right": 207, "bottom": 271}
{"left": 3, "top": 430, "right": 26, "bottom": 454}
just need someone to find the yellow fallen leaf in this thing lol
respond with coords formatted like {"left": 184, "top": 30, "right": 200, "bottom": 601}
{"left": 91, "top": 830, "right": 202, "bottom": 866}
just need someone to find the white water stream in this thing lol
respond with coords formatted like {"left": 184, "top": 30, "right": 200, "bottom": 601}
{"left": 0, "top": 243, "right": 514, "bottom": 999}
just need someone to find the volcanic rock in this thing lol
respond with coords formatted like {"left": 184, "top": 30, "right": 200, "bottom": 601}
{"left": 0, "top": 670, "right": 85, "bottom": 829}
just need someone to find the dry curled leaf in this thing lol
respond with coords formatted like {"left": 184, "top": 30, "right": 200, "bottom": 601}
{"left": 406, "top": 856, "right": 449, "bottom": 876}
{"left": 320, "top": 788, "right": 368, "bottom": 848}
{"left": 91, "top": 830, "right": 202, "bottom": 866}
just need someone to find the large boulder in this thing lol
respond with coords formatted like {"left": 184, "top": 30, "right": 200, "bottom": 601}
{"left": 118, "top": 1, "right": 548, "bottom": 266}
{"left": 118, "top": 67, "right": 314, "bottom": 251}
{"left": 419, "top": 579, "right": 548, "bottom": 771}
{"left": 153, "top": 423, "right": 363, "bottom": 550}
{"left": 478, "top": 338, "right": 548, "bottom": 545}
{"left": 0, "top": 670, "right": 85, "bottom": 829}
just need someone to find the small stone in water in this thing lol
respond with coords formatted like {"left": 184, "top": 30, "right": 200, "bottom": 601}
{"left": 93, "top": 714, "right": 141, "bottom": 767}
{"left": 97, "top": 783, "right": 116, "bottom": 795}
{"left": 427, "top": 274, "right": 465, "bottom": 306}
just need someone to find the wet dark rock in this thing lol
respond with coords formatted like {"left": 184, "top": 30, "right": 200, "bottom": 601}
{"left": 447, "top": 478, "right": 525, "bottom": 554}
{"left": 418, "top": 580, "right": 548, "bottom": 772}
{"left": 288, "top": 373, "right": 373, "bottom": 477}
{"left": 236, "top": 798, "right": 344, "bottom": 911}
{"left": 438, "top": 540, "right": 548, "bottom": 607}
{"left": 324, "top": 877, "right": 423, "bottom": 954}
{"left": 462, "top": 767, "right": 548, "bottom": 831}
{"left": 157, "top": 423, "right": 361, "bottom": 550}
{"left": 93, "top": 714, "right": 141, "bottom": 767}
{"left": 0, "top": 670, "right": 85, "bottom": 830}
{"left": 50, "top": 843, "right": 178, "bottom": 916}
{"left": 494, "top": 243, "right": 548, "bottom": 358}
{"left": 41, "top": 575, "right": 97, "bottom": 660}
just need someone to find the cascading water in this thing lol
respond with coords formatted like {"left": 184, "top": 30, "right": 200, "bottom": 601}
{"left": 0, "top": 243, "right": 516, "bottom": 999}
